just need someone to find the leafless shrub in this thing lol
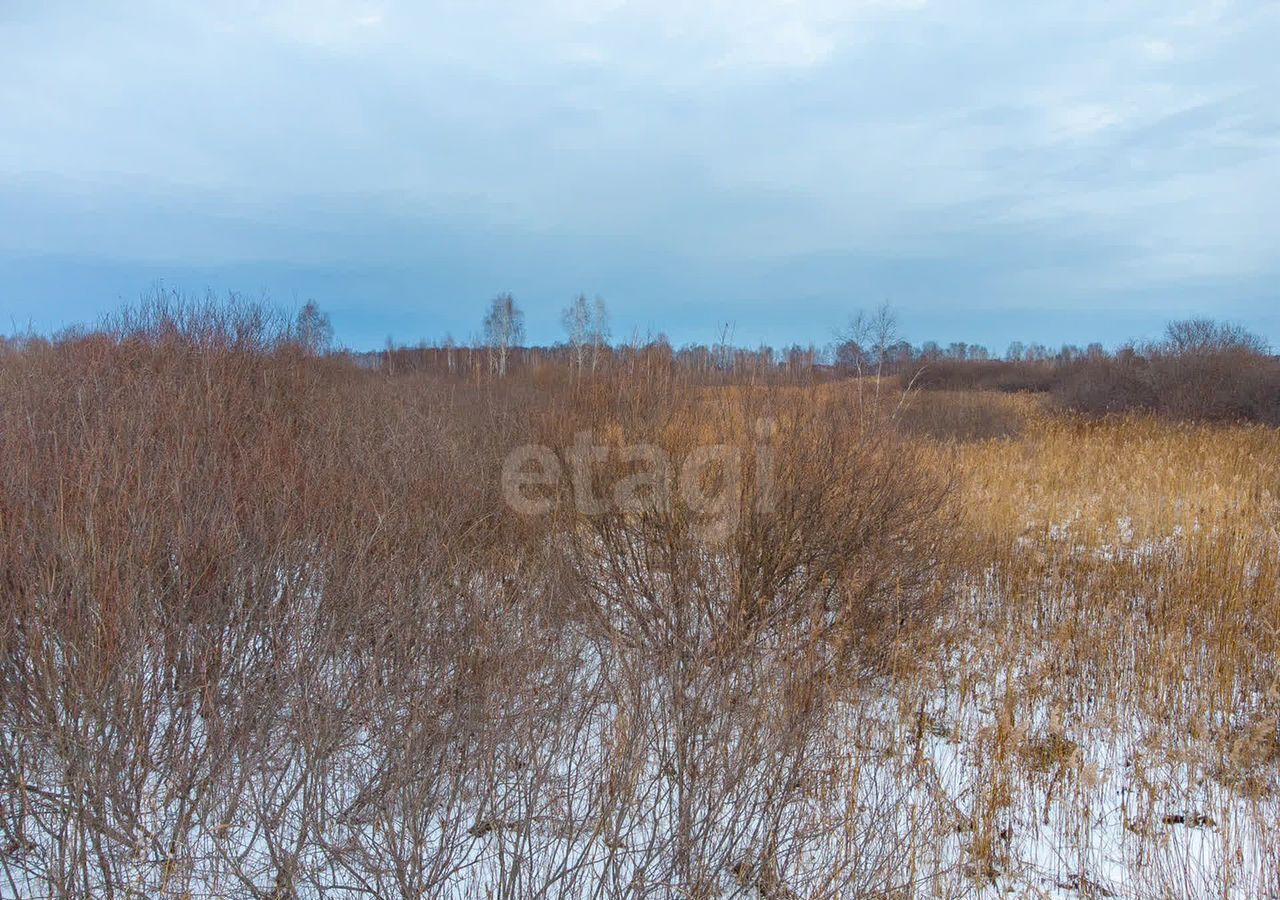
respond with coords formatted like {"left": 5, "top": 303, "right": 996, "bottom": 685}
{"left": 0, "top": 297, "right": 954, "bottom": 897}
{"left": 1053, "top": 321, "right": 1280, "bottom": 424}
{"left": 529, "top": 379, "right": 953, "bottom": 894}
{"left": 1144, "top": 348, "right": 1280, "bottom": 425}
{"left": 1052, "top": 353, "right": 1157, "bottom": 416}
{"left": 904, "top": 359, "right": 1058, "bottom": 394}
{"left": 894, "top": 390, "right": 1029, "bottom": 442}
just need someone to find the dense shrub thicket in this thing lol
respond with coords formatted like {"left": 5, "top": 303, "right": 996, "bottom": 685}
{"left": 906, "top": 319, "right": 1280, "bottom": 425}
{"left": 905, "top": 359, "right": 1059, "bottom": 394}
{"left": 0, "top": 298, "right": 952, "bottom": 897}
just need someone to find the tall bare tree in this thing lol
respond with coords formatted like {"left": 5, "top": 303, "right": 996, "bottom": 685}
{"left": 483, "top": 292, "right": 524, "bottom": 377}
{"left": 841, "top": 302, "right": 899, "bottom": 416}
{"left": 294, "top": 301, "right": 333, "bottom": 355}
{"left": 561, "top": 294, "right": 609, "bottom": 374}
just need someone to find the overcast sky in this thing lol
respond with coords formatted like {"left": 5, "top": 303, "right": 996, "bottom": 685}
{"left": 2, "top": 0, "right": 1276, "bottom": 350}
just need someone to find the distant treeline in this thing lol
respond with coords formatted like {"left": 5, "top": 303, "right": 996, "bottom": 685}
{"left": 362, "top": 296, "right": 1280, "bottom": 424}
{"left": 5, "top": 290, "right": 1277, "bottom": 424}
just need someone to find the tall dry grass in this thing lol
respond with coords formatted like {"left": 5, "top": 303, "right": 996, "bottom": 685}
{"left": 893, "top": 412, "right": 1280, "bottom": 894}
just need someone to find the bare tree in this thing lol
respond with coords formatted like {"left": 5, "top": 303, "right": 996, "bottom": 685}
{"left": 562, "top": 294, "right": 611, "bottom": 375}
{"left": 483, "top": 293, "right": 525, "bottom": 377}
{"left": 840, "top": 302, "right": 900, "bottom": 418}
{"left": 443, "top": 333, "right": 456, "bottom": 373}
{"left": 589, "top": 296, "right": 609, "bottom": 372}
{"left": 841, "top": 303, "right": 898, "bottom": 378}
{"left": 294, "top": 301, "right": 333, "bottom": 355}
{"left": 562, "top": 294, "right": 590, "bottom": 372}
{"left": 1162, "top": 317, "right": 1269, "bottom": 355}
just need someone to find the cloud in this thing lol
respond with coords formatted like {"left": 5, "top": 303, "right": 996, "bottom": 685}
{"left": 1139, "top": 38, "right": 1175, "bottom": 62}
{"left": 0, "top": 0, "right": 1277, "bottom": 345}
{"left": 1048, "top": 104, "right": 1123, "bottom": 140}
{"left": 258, "top": 0, "right": 388, "bottom": 48}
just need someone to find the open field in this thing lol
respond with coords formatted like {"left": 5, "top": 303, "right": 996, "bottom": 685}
{"left": 2, "top": 310, "right": 1279, "bottom": 898}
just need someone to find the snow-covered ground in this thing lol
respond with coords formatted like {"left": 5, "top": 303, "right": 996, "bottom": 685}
{"left": 7, "top": 536, "right": 1280, "bottom": 898}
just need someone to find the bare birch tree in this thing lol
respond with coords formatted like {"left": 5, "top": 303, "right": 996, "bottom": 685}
{"left": 483, "top": 293, "right": 524, "bottom": 377}
{"left": 561, "top": 294, "right": 609, "bottom": 374}
{"left": 295, "top": 301, "right": 333, "bottom": 355}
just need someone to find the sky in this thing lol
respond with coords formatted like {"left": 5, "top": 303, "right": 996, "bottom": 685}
{"left": 1, "top": 0, "right": 1277, "bottom": 352}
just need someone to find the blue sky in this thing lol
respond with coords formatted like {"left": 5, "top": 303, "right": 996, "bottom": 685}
{"left": 2, "top": 1, "right": 1276, "bottom": 351}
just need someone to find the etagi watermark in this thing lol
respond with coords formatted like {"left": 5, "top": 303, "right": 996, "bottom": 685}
{"left": 502, "top": 420, "right": 778, "bottom": 541}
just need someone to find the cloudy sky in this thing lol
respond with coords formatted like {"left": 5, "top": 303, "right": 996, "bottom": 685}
{"left": 2, "top": 0, "right": 1276, "bottom": 350}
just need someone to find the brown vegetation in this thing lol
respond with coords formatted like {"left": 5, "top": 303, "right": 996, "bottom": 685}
{"left": 0, "top": 300, "right": 952, "bottom": 897}
{"left": 3, "top": 299, "right": 1280, "bottom": 897}
{"left": 908, "top": 319, "right": 1280, "bottom": 426}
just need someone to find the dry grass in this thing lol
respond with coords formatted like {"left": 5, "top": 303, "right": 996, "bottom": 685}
{"left": 885, "top": 412, "right": 1280, "bottom": 895}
